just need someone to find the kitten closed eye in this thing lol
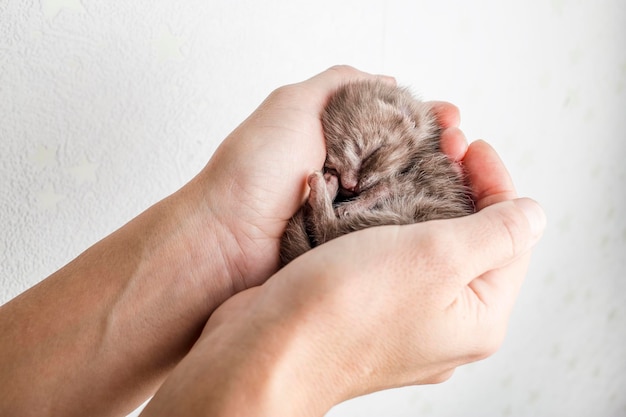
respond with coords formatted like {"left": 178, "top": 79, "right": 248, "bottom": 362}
{"left": 279, "top": 80, "right": 474, "bottom": 266}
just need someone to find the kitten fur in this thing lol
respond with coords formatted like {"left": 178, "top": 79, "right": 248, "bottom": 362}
{"left": 279, "top": 80, "right": 474, "bottom": 266}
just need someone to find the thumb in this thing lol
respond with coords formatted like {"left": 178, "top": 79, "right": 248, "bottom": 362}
{"left": 451, "top": 198, "right": 546, "bottom": 284}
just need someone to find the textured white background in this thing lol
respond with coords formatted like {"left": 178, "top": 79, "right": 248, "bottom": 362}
{"left": 1, "top": 1, "right": 625, "bottom": 416}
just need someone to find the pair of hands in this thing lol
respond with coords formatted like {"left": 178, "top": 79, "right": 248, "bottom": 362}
{"left": 142, "top": 66, "right": 546, "bottom": 415}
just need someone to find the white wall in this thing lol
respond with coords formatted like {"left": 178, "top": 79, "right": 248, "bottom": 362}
{"left": 1, "top": 1, "right": 624, "bottom": 416}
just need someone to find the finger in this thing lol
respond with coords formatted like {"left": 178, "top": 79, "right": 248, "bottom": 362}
{"left": 439, "top": 126, "right": 468, "bottom": 162}
{"left": 467, "top": 253, "right": 531, "bottom": 313}
{"left": 450, "top": 198, "right": 546, "bottom": 284}
{"left": 428, "top": 101, "right": 460, "bottom": 129}
{"left": 463, "top": 140, "right": 517, "bottom": 210}
{"left": 302, "top": 65, "right": 396, "bottom": 99}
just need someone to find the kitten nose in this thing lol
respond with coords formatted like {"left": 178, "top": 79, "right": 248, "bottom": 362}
{"left": 341, "top": 177, "right": 360, "bottom": 194}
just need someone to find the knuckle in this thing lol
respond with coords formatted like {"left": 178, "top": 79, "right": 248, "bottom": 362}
{"left": 410, "top": 222, "right": 466, "bottom": 282}
{"left": 421, "top": 222, "right": 457, "bottom": 256}
{"left": 268, "top": 84, "right": 298, "bottom": 101}
{"left": 429, "top": 369, "right": 456, "bottom": 384}
{"left": 497, "top": 205, "right": 529, "bottom": 259}
{"left": 326, "top": 64, "right": 357, "bottom": 75}
{"left": 266, "top": 83, "right": 314, "bottom": 109}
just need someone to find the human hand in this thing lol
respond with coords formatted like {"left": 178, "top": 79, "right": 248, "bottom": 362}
{"left": 190, "top": 66, "right": 464, "bottom": 290}
{"left": 141, "top": 136, "right": 546, "bottom": 416}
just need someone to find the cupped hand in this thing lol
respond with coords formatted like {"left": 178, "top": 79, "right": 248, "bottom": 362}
{"left": 192, "top": 66, "right": 464, "bottom": 290}
{"left": 195, "top": 138, "right": 546, "bottom": 414}
{"left": 141, "top": 84, "right": 546, "bottom": 416}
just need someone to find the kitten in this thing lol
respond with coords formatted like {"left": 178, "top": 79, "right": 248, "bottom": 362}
{"left": 279, "top": 80, "right": 474, "bottom": 266}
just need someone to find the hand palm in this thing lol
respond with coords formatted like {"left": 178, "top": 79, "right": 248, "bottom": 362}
{"left": 199, "top": 67, "right": 463, "bottom": 289}
{"left": 202, "top": 86, "right": 326, "bottom": 283}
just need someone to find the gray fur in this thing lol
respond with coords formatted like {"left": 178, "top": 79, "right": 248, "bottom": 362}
{"left": 280, "top": 80, "right": 474, "bottom": 265}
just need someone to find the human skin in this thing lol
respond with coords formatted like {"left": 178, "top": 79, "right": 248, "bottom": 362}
{"left": 0, "top": 66, "right": 545, "bottom": 417}
{"left": 140, "top": 86, "right": 546, "bottom": 414}
{"left": 0, "top": 67, "right": 410, "bottom": 416}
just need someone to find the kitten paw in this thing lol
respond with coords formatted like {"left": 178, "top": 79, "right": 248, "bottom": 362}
{"left": 335, "top": 203, "right": 352, "bottom": 217}
{"left": 308, "top": 171, "right": 333, "bottom": 210}
{"left": 335, "top": 193, "right": 378, "bottom": 217}
{"left": 323, "top": 172, "right": 339, "bottom": 199}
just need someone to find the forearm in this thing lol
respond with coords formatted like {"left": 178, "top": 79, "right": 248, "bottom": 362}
{"left": 139, "top": 285, "right": 341, "bottom": 417}
{"left": 0, "top": 181, "right": 239, "bottom": 417}
{"left": 139, "top": 193, "right": 544, "bottom": 417}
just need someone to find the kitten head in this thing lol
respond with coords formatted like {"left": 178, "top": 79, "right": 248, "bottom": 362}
{"left": 322, "top": 81, "right": 438, "bottom": 197}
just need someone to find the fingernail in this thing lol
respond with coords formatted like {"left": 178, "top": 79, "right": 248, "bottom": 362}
{"left": 514, "top": 198, "right": 547, "bottom": 240}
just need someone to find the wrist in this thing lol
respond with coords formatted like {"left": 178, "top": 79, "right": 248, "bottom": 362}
{"left": 164, "top": 181, "right": 243, "bottom": 300}
{"left": 0, "top": 175, "right": 255, "bottom": 416}
{"left": 189, "top": 158, "right": 283, "bottom": 289}
{"left": 142, "top": 285, "right": 341, "bottom": 417}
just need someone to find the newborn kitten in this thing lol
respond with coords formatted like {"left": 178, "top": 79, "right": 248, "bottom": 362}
{"left": 279, "top": 80, "right": 474, "bottom": 266}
